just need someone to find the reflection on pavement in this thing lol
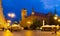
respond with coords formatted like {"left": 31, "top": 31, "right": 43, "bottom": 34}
{"left": 0, "top": 30, "right": 56, "bottom": 36}
{"left": 56, "top": 31, "right": 60, "bottom": 36}
{"left": 3, "top": 30, "right": 13, "bottom": 36}
{"left": 25, "top": 30, "right": 33, "bottom": 36}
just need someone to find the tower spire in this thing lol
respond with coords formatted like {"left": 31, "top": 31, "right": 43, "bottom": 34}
{"left": 53, "top": 7, "right": 58, "bottom": 17}
{"left": 54, "top": 7, "right": 57, "bottom": 15}
{"left": 55, "top": 8, "right": 57, "bottom": 14}
{"left": 32, "top": 7, "right": 35, "bottom": 15}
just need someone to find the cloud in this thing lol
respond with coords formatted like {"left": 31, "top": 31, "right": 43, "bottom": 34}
{"left": 44, "top": 5, "right": 54, "bottom": 9}
{"left": 40, "top": 0, "right": 56, "bottom": 9}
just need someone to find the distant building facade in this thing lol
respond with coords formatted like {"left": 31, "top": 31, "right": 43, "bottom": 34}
{"left": 20, "top": 8, "right": 52, "bottom": 27}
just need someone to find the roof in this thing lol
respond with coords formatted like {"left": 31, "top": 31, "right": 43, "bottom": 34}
{"left": 26, "top": 12, "right": 46, "bottom": 18}
{"left": 34, "top": 12, "right": 46, "bottom": 17}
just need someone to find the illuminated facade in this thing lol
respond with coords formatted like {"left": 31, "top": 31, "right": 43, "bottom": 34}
{"left": 0, "top": 0, "right": 6, "bottom": 27}
{"left": 20, "top": 8, "right": 52, "bottom": 27}
{"left": 21, "top": 8, "right": 27, "bottom": 20}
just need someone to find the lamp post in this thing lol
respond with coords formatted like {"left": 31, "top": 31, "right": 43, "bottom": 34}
{"left": 8, "top": 13, "right": 15, "bottom": 25}
{"left": 8, "top": 13, "right": 15, "bottom": 18}
{"left": 7, "top": 13, "right": 15, "bottom": 31}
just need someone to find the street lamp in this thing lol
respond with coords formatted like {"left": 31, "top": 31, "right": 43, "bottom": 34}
{"left": 7, "top": 13, "right": 15, "bottom": 26}
{"left": 7, "top": 13, "right": 15, "bottom": 31}
{"left": 7, "top": 13, "right": 15, "bottom": 25}
{"left": 8, "top": 13, "right": 15, "bottom": 18}
{"left": 8, "top": 13, "right": 11, "bottom": 17}
{"left": 54, "top": 14, "right": 58, "bottom": 20}
{"left": 11, "top": 13, "right": 15, "bottom": 18}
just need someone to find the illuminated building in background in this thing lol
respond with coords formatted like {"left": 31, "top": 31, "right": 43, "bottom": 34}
{"left": 0, "top": 0, "right": 6, "bottom": 27}
{"left": 20, "top": 8, "right": 52, "bottom": 27}
{"left": 21, "top": 8, "right": 27, "bottom": 20}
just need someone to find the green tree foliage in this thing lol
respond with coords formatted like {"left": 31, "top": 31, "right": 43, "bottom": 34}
{"left": 30, "top": 19, "right": 42, "bottom": 30}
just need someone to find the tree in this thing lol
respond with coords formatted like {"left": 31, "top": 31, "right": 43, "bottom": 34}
{"left": 30, "top": 19, "right": 42, "bottom": 30}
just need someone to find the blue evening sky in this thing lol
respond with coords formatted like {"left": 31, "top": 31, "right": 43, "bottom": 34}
{"left": 2, "top": 0, "right": 60, "bottom": 22}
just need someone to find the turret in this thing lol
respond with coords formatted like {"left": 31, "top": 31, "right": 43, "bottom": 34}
{"left": 21, "top": 8, "right": 27, "bottom": 20}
